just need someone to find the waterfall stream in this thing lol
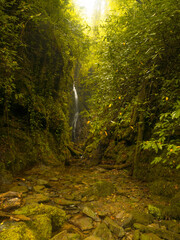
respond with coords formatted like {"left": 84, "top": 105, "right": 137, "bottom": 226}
{"left": 72, "top": 83, "right": 79, "bottom": 141}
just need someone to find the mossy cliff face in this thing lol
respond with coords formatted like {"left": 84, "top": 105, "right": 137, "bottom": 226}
{"left": 0, "top": 0, "right": 87, "bottom": 181}
{"left": 0, "top": 119, "right": 71, "bottom": 185}
{"left": 0, "top": 204, "right": 66, "bottom": 240}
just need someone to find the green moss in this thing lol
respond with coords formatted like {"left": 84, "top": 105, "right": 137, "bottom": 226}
{"left": 149, "top": 180, "right": 177, "bottom": 198}
{"left": 131, "top": 210, "right": 154, "bottom": 225}
{"left": 28, "top": 214, "right": 52, "bottom": 240}
{"left": 162, "top": 192, "right": 180, "bottom": 219}
{"left": 148, "top": 205, "right": 162, "bottom": 219}
{"left": 67, "top": 233, "right": 81, "bottom": 240}
{"left": 14, "top": 203, "right": 66, "bottom": 231}
{"left": 0, "top": 222, "right": 36, "bottom": 240}
{"left": 84, "top": 181, "right": 116, "bottom": 197}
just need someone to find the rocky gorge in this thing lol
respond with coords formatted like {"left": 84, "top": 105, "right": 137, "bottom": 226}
{"left": 0, "top": 159, "right": 179, "bottom": 240}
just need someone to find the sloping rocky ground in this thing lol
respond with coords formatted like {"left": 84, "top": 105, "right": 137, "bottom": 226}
{"left": 0, "top": 160, "right": 180, "bottom": 240}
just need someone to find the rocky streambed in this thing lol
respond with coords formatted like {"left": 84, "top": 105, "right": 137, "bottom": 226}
{"left": 0, "top": 162, "right": 180, "bottom": 240}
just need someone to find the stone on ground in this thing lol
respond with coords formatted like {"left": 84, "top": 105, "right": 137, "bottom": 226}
{"left": 104, "top": 216, "right": 125, "bottom": 238}
{"left": 0, "top": 222, "right": 36, "bottom": 240}
{"left": 70, "top": 215, "right": 94, "bottom": 231}
{"left": 14, "top": 203, "right": 66, "bottom": 231}
{"left": 93, "top": 222, "right": 115, "bottom": 240}
{"left": 51, "top": 230, "right": 81, "bottom": 240}
{"left": 140, "top": 233, "right": 161, "bottom": 240}
{"left": 84, "top": 236, "right": 101, "bottom": 240}
{"left": 28, "top": 214, "right": 52, "bottom": 239}
{"left": 85, "top": 181, "right": 116, "bottom": 197}
{"left": 83, "top": 207, "right": 100, "bottom": 221}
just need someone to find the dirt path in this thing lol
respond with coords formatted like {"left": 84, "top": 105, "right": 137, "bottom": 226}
{"left": 0, "top": 160, "right": 179, "bottom": 240}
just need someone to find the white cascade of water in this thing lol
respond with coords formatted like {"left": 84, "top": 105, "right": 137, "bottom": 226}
{"left": 73, "top": 83, "right": 79, "bottom": 141}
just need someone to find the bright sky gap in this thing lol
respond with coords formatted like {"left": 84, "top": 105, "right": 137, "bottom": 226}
{"left": 74, "top": 0, "right": 97, "bottom": 19}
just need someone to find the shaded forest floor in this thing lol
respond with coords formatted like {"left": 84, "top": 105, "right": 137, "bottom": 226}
{"left": 0, "top": 158, "right": 180, "bottom": 240}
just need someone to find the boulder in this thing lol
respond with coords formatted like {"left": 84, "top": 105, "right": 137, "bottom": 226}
{"left": 14, "top": 203, "right": 66, "bottom": 231}
{"left": 70, "top": 215, "right": 93, "bottom": 231}
{"left": 37, "top": 179, "right": 49, "bottom": 185}
{"left": 104, "top": 216, "right": 125, "bottom": 238}
{"left": 140, "top": 233, "right": 161, "bottom": 240}
{"left": 162, "top": 191, "right": 180, "bottom": 219}
{"left": 116, "top": 211, "right": 133, "bottom": 228}
{"left": 0, "top": 191, "right": 22, "bottom": 211}
{"left": 84, "top": 236, "right": 101, "bottom": 240}
{"left": 83, "top": 207, "right": 101, "bottom": 221}
{"left": 54, "top": 198, "right": 80, "bottom": 206}
{"left": 51, "top": 230, "right": 81, "bottom": 240}
{"left": 160, "top": 220, "right": 180, "bottom": 233}
{"left": 133, "top": 223, "right": 180, "bottom": 240}
{"left": 25, "top": 193, "right": 50, "bottom": 204}
{"left": 10, "top": 185, "right": 28, "bottom": 193}
{"left": 148, "top": 205, "right": 162, "bottom": 219}
{"left": 93, "top": 222, "right": 115, "bottom": 240}
{"left": 0, "top": 222, "right": 36, "bottom": 240}
{"left": 133, "top": 230, "right": 140, "bottom": 240}
{"left": 131, "top": 210, "right": 154, "bottom": 225}
{"left": 28, "top": 214, "right": 52, "bottom": 239}
{"left": 33, "top": 185, "right": 45, "bottom": 192}
{"left": 84, "top": 181, "right": 116, "bottom": 198}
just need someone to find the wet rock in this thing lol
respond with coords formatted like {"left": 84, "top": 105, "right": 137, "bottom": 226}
{"left": 0, "top": 191, "right": 22, "bottom": 211}
{"left": 0, "top": 191, "right": 21, "bottom": 199}
{"left": 140, "top": 233, "right": 161, "bottom": 240}
{"left": 51, "top": 230, "right": 81, "bottom": 240}
{"left": 10, "top": 185, "right": 28, "bottom": 193}
{"left": 131, "top": 210, "right": 154, "bottom": 225}
{"left": 0, "top": 222, "right": 36, "bottom": 240}
{"left": 96, "top": 167, "right": 106, "bottom": 173}
{"left": 85, "top": 181, "right": 116, "bottom": 198}
{"left": 1, "top": 197, "right": 21, "bottom": 211}
{"left": 14, "top": 203, "right": 66, "bottom": 231}
{"left": 148, "top": 205, "right": 161, "bottom": 219}
{"left": 116, "top": 210, "right": 125, "bottom": 219}
{"left": 33, "top": 185, "right": 45, "bottom": 192}
{"left": 37, "top": 179, "right": 48, "bottom": 185}
{"left": 160, "top": 220, "right": 180, "bottom": 233}
{"left": 25, "top": 193, "right": 50, "bottom": 204}
{"left": 163, "top": 191, "right": 180, "bottom": 219}
{"left": 104, "top": 216, "right": 125, "bottom": 238}
{"left": 116, "top": 211, "right": 133, "bottom": 228}
{"left": 84, "top": 236, "right": 101, "bottom": 240}
{"left": 98, "top": 210, "right": 108, "bottom": 218}
{"left": 28, "top": 214, "right": 52, "bottom": 239}
{"left": 54, "top": 198, "right": 80, "bottom": 206}
{"left": 66, "top": 233, "right": 81, "bottom": 240}
{"left": 50, "top": 177, "right": 59, "bottom": 181}
{"left": 81, "top": 196, "right": 88, "bottom": 202}
{"left": 0, "top": 211, "right": 31, "bottom": 221}
{"left": 133, "top": 223, "right": 180, "bottom": 240}
{"left": 88, "top": 195, "right": 98, "bottom": 201}
{"left": 133, "top": 230, "right": 140, "bottom": 240}
{"left": 93, "top": 222, "right": 115, "bottom": 240}
{"left": 83, "top": 207, "right": 101, "bottom": 221}
{"left": 70, "top": 215, "right": 93, "bottom": 231}
{"left": 51, "top": 230, "right": 68, "bottom": 240}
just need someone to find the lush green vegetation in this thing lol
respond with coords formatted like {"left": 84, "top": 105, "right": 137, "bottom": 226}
{"left": 0, "top": 0, "right": 88, "bottom": 176}
{"left": 0, "top": 0, "right": 179, "bottom": 183}
{"left": 80, "top": 0, "right": 180, "bottom": 175}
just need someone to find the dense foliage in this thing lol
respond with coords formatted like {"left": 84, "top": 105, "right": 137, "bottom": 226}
{"left": 0, "top": 0, "right": 88, "bottom": 174}
{"left": 81, "top": 0, "right": 180, "bottom": 172}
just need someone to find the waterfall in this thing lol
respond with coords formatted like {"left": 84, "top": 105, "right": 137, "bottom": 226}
{"left": 72, "top": 83, "right": 79, "bottom": 141}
